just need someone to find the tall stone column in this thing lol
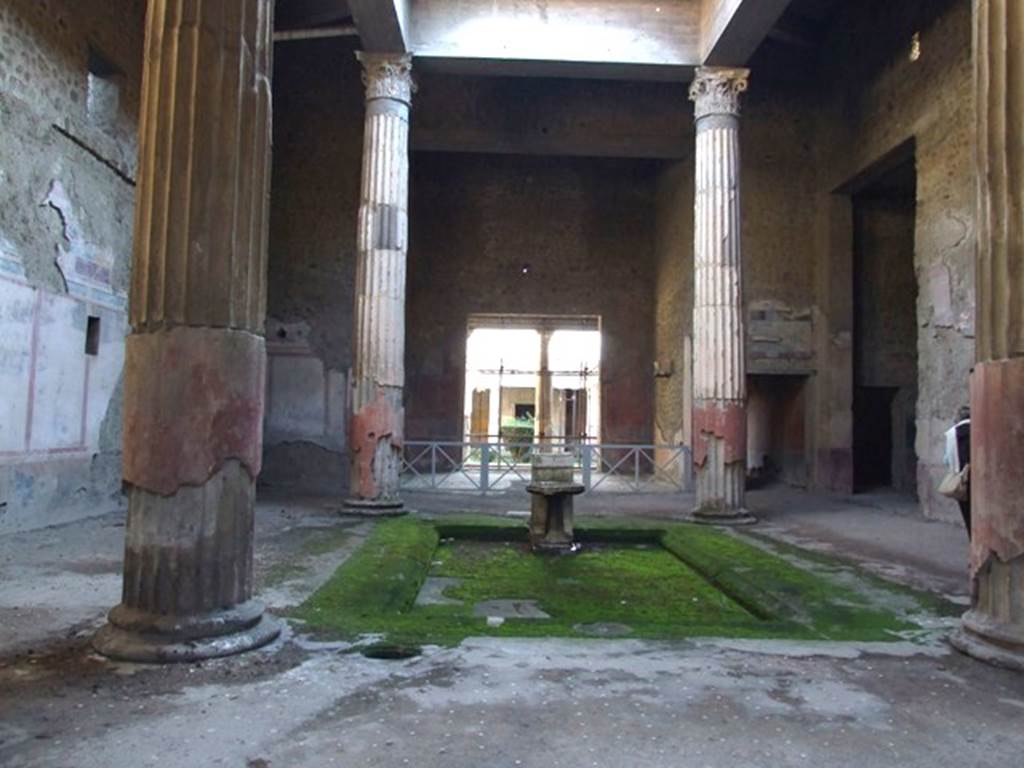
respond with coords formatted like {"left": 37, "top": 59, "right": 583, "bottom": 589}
{"left": 535, "top": 329, "right": 554, "bottom": 445}
{"left": 346, "top": 53, "right": 414, "bottom": 513}
{"left": 688, "top": 67, "right": 754, "bottom": 524}
{"left": 93, "top": 0, "right": 279, "bottom": 661}
{"left": 951, "top": 0, "right": 1024, "bottom": 671}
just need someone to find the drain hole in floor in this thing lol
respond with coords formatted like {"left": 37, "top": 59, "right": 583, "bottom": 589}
{"left": 361, "top": 643, "right": 422, "bottom": 660}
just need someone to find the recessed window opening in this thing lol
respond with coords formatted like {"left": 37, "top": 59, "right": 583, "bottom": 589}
{"left": 86, "top": 45, "right": 123, "bottom": 131}
{"left": 85, "top": 315, "right": 101, "bottom": 356}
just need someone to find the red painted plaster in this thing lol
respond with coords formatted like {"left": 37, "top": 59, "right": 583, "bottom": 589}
{"left": 692, "top": 400, "right": 746, "bottom": 467}
{"left": 970, "top": 358, "right": 1024, "bottom": 577}
{"left": 349, "top": 389, "right": 404, "bottom": 500}
{"left": 122, "top": 327, "right": 265, "bottom": 495}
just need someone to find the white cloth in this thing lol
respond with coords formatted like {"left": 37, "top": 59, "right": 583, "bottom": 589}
{"left": 944, "top": 419, "right": 969, "bottom": 473}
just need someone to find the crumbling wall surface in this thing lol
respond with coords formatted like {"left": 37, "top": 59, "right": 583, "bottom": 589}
{"left": 817, "top": 0, "right": 975, "bottom": 520}
{"left": 0, "top": 0, "right": 144, "bottom": 533}
{"left": 262, "top": 38, "right": 365, "bottom": 495}
{"left": 407, "top": 153, "right": 657, "bottom": 444}
{"left": 740, "top": 79, "right": 818, "bottom": 489}
{"left": 742, "top": 82, "right": 818, "bottom": 323}
{"left": 653, "top": 160, "right": 693, "bottom": 454}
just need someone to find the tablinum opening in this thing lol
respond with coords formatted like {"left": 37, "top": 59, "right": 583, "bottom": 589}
{"left": 463, "top": 314, "right": 602, "bottom": 446}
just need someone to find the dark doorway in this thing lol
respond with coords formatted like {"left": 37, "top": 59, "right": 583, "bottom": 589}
{"left": 853, "top": 386, "right": 898, "bottom": 488}
{"left": 851, "top": 154, "right": 919, "bottom": 494}
{"left": 748, "top": 374, "right": 809, "bottom": 488}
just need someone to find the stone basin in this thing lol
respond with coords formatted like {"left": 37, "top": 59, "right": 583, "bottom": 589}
{"left": 527, "top": 453, "right": 584, "bottom": 552}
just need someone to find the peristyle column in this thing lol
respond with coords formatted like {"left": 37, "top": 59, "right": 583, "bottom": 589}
{"left": 94, "top": 0, "right": 279, "bottom": 661}
{"left": 689, "top": 67, "right": 754, "bottom": 523}
{"left": 535, "top": 329, "right": 554, "bottom": 445}
{"left": 952, "top": 0, "right": 1024, "bottom": 671}
{"left": 346, "top": 53, "right": 414, "bottom": 513}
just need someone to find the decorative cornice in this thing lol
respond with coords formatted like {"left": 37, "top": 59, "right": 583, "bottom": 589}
{"left": 689, "top": 67, "right": 749, "bottom": 120}
{"left": 356, "top": 52, "right": 415, "bottom": 104}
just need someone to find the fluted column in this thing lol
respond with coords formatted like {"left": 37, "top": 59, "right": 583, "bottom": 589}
{"left": 952, "top": 0, "right": 1024, "bottom": 671}
{"left": 345, "top": 53, "right": 414, "bottom": 513}
{"left": 688, "top": 67, "right": 754, "bottom": 523}
{"left": 93, "top": 0, "right": 279, "bottom": 662}
{"left": 535, "top": 329, "right": 554, "bottom": 445}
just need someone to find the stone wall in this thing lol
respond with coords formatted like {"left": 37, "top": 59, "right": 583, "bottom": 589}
{"left": 261, "top": 38, "right": 365, "bottom": 496}
{"left": 0, "top": 0, "right": 976, "bottom": 523}
{"left": 653, "top": 160, "right": 693, "bottom": 455}
{"left": 813, "top": 0, "right": 975, "bottom": 520}
{"left": 737, "top": 75, "right": 819, "bottom": 488}
{"left": 407, "top": 153, "right": 658, "bottom": 444}
{"left": 0, "top": 0, "right": 144, "bottom": 532}
{"left": 652, "top": 71, "right": 818, "bottom": 487}
{"left": 258, "top": 0, "right": 974, "bottom": 518}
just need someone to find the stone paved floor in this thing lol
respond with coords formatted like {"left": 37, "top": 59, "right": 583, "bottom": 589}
{"left": 2, "top": 486, "right": 1021, "bottom": 768}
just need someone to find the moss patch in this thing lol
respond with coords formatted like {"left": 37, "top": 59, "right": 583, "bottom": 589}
{"left": 291, "top": 516, "right": 958, "bottom": 647}
{"left": 434, "top": 539, "right": 753, "bottom": 631}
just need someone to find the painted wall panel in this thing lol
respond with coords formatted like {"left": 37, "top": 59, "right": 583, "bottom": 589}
{"left": 0, "top": 279, "right": 36, "bottom": 452}
{"left": 30, "top": 291, "right": 87, "bottom": 450}
{"left": 83, "top": 306, "right": 126, "bottom": 448}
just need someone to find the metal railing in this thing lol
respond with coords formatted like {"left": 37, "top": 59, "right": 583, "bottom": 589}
{"left": 400, "top": 439, "right": 693, "bottom": 494}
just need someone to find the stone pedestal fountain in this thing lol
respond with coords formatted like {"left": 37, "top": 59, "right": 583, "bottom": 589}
{"left": 527, "top": 453, "right": 584, "bottom": 552}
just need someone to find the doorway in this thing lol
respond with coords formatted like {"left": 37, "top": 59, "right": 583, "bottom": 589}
{"left": 462, "top": 314, "right": 601, "bottom": 447}
{"left": 851, "top": 155, "right": 919, "bottom": 494}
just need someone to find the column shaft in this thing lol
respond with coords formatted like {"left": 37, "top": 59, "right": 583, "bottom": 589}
{"left": 952, "top": 0, "right": 1024, "bottom": 670}
{"left": 689, "top": 67, "right": 752, "bottom": 521}
{"left": 94, "top": 0, "right": 278, "bottom": 662}
{"left": 536, "top": 329, "right": 554, "bottom": 445}
{"left": 347, "top": 53, "right": 414, "bottom": 511}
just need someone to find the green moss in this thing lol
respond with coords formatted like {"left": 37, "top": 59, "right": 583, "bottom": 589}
{"left": 435, "top": 540, "right": 752, "bottom": 629}
{"left": 661, "top": 526, "right": 934, "bottom": 640}
{"left": 292, "top": 518, "right": 437, "bottom": 630}
{"left": 738, "top": 530, "right": 963, "bottom": 619}
{"left": 291, "top": 516, "right": 954, "bottom": 647}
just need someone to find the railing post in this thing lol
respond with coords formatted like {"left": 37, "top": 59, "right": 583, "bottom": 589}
{"left": 430, "top": 443, "right": 437, "bottom": 489}
{"left": 581, "top": 444, "right": 592, "bottom": 490}
{"left": 480, "top": 443, "right": 490, "bottom": 495}
{"left": 634, "top": 448, "right": 640, "bottom": 490}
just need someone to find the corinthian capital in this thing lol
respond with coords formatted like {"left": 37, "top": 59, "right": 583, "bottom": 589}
{"left": 689, "top": 67, "right": 750, "bottom": 120}
{"left": 356, "top": 52, "right": 416, "bottom": 104}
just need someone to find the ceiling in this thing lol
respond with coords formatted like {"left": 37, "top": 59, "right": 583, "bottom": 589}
{"left": 272, "top": 0, "right": 845, "bottom": 82}
{"left": 275, "top": 0, "right": 352, "bottom": 31}
{"left": 766, "top": 0, "right": 845, "bottom": 50}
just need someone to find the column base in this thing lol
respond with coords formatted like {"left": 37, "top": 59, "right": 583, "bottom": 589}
{"left": 93, "top": 600, "right": 281, "bottom": 663}
{"left": 342, "top": 497, "right": 408, "bottom": 517}
{"left": 684, "top": 507, "right": 758, "bottom": 526}
{"left": 950, "top": 610, "right": 1024, "bottom": 673}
